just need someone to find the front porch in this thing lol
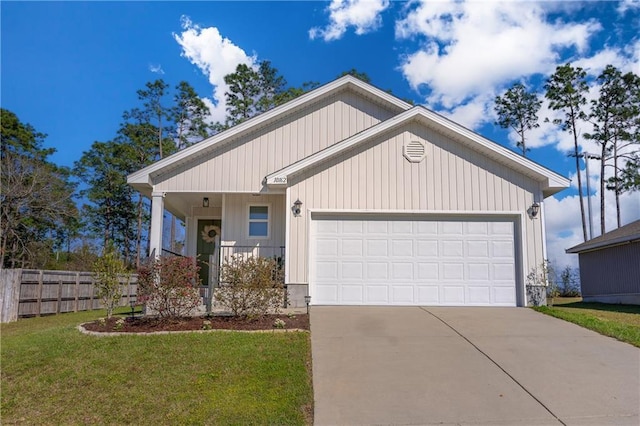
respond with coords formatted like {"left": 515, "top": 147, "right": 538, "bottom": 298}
{"left": 147, "top": 192, "right": 307, "bottom": 308}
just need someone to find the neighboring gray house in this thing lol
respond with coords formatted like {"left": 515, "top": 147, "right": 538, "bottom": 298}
{"left": 127, "top": 75, "right": 569, "bottom": 308}
{"left": 566, "top": 220, "right": 640, "bottom": 305}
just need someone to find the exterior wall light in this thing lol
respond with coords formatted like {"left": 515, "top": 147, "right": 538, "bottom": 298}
{"left": 530, "top": 202, "right": 540, "bottom": 218}
{"left": 202, "top": 197, "right": 209, "bottom": 208}
{"left": 292, "top": 199, "right": 303, "bottom": 216}
{"left": 304, "top": 295, "right": 311, "bottom": 314}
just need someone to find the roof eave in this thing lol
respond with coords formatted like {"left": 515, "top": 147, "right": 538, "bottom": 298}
{"left": 566, "top": 234, "right": 640, "bottom": 253}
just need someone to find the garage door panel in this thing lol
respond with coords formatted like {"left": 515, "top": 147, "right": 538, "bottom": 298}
{"left": 316, "top": 261, "right": 338, "bottom": 279}
{"left": 468, "top": 286, "right": 491, "bottom": 304}
{"left": 418, "top": 262, "right": 439, "bottom": 279}
{"left": 442, "top": 240, "right": 464, "bottom": 256}
{"left": 493, "top": 263, "right": 515, "bottom": 280}
{"left": 342, "top": 285, "right": 363, "bottom": 303}
{"left": 467, "top": 221, "right": 489, "bottom": 235}
{"left": 392, "top": 286, "right": 414, "bottom": 303}
{"left": 442, "top": 286, "right": 465, "bottom": 304}
{"left": 316, "top": 239, "right": 338, "bottom": 255}
{"left": 316, "top": 285, "right": 338, "bottom": 301}
{"left": 341, "top": 262, "right": 363, "bottom": 279}
{"left": 311, "top": 215, "right": 517, "bottom": 306}
{"left": 342, "top": 220, "right": 363, "bottom": 234}
{"left": 341, "top": 239, "right": 363, "bottom": 256}
{"left": 392, "top": 262, "right": 414, "bottom": 279}
{"left": 492, "top": 240, "right": 514, "bottom": 258}
{"left": 468, "top": 263, "right": 490, "bottom": 280}
{"left": 366, "top": 285, "right": 389, "bottom": 303}
{"left": 442, "top": 263, "right": 464, "bottom": 280}
{"left": 366, "top": 220, "right": 387, "bottom": 233}
{"left": 392, "top": 240, "right": 413, "bottom": 256}
{"left": 417, "top": 286, "right": 439, "bottom": 303}
{"left": 467, "top": 240, "right": 489, "bottom": 257}
{"left": 440, "top": 221, "right": 463, "bottom": 235}
{"left": 367, "top": 240, "right": 388, "bottom": 256}
{"left": 494, "top": 286, "right": 516, "bottom": 304}
{"left": 417, "top": 240, "right": 438, "bottom": 256}
{"left": 367, "top": 262, "right": 389, "bottom": 280}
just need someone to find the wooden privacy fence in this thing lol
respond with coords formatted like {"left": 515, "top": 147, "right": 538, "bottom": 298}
{"left": 0, "top": 269, "right": 137, "bottom": 323}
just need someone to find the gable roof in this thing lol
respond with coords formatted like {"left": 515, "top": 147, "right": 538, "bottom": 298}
{"left": 566, "top": 220, "right": 640, "bottom": 253}
{"left": 266, "top": 106, "right": 570, "bottom": 197}
{"left": 127, "top": 75, "right": 412, "bottom": 190}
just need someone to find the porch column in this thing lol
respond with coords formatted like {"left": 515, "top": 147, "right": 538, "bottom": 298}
{"left": 149, "top": 191, "right": 165, "bottom": 257}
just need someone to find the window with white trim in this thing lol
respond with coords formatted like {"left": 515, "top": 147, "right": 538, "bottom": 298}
{"left": 248, "top": 205, "right": 269, "bottom": 238}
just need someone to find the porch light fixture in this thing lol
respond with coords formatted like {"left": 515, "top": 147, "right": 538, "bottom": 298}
{"left": 129, "top": 299, "right": 137, "bottom": 319}
{"left": 292, "top": 199, "right": 303, "bottom": 216}
{"left": 530, "top": 202, "right": 540, "bottom": 218}
{"left": 304, "top": 295, "right": 311, "bottom": 314}
{"left": 202, "top": 197, "right": 209, "bottom": 208}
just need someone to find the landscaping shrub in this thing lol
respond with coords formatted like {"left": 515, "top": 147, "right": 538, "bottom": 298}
{"left": 557, "top": 266, "right": 581, "bottom": 297}
{"left": 137, "top": 256, "right": 201, "bottom": 318}
{"left": 215, "top": 255, "right": 285, "bottom": 318}
{"left": 92, "top": 243, "right": 128, "bottom": 318}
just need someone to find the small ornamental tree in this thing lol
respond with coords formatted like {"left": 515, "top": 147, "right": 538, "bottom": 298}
{"left": 137, "top": 256, "right": 201, "bottom": 318}
{"left": 215, "top": 255, "right": 285, "bottom": 319}
{"left": 93, "top": 243, "right": 128, "bottom": 318}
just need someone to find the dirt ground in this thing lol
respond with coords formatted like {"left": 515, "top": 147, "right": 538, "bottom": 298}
{"left": 82, "top": 313, "right": 309, "bottom": 333}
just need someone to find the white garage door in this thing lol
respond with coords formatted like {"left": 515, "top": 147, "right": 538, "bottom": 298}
{"left": 310, "top": 215, "right": 518, "bottom": 306}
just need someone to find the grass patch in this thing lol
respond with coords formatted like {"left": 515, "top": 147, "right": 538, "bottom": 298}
{"left": 1, "top": 309, "right": 313, "bottom": 425}
{"left": 534, "top": 298, "right": 640, "bottom": 348}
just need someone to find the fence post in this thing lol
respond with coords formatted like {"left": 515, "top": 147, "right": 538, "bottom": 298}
{"left": 74, "top": 272, "right": 80, "bottom": 312}
{"left": 89, "top": 273, "right": 95, "bottom": 310}
{"left": 36, "top": 270, "right": 44, "bottom": 317}
{"left": 0, "top": 269, "right": 22, "bottom": 323}
{"left": 56, "top": 279, "right": 63, "bottom": 314}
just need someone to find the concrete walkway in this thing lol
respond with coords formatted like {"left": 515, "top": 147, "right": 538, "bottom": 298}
{"left": 310, "top": 306, "right": 640, "bottom": 425}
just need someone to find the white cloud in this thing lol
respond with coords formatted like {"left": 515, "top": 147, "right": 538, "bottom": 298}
{"left": 309, "top": 0, "right": 390, "bottom": 42}
{"left": 396, "top": 1, "right": 601, "bottom": 108}
{"left": 148, "top": 64, "right": 165, "bottom": 75}
{"left": 173, "top": 16, "right": 256, "bottom": 124}
{"left": 618, "top": 0, "right": 640, "bottom": 15}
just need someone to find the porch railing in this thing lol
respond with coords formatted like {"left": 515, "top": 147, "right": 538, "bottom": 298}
{"left": 200, "top": 245, "right": 286, "bottom": 311}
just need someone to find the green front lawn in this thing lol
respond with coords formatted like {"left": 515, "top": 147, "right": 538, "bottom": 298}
{"left": 534, "top": 298, "right": 640, "bottom": 348}
{"left": 1, "top": 309, "right": 313, "bottom": 425}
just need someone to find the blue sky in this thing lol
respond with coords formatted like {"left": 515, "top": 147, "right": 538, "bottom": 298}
{"left": 2, "top": 1, "right": 639, "bottom": 268}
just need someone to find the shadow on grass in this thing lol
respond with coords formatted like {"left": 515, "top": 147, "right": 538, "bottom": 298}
{"left": 556, "top": 301, "right": 640, "bottom": 315}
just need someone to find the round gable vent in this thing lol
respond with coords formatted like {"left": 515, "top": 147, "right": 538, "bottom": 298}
{"left": 403, "top": 140, "right": 426, "bottom": 163}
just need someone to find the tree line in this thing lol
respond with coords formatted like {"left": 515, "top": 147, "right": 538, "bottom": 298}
{"left": 494, "top": 63, "right": 639, "bottom": 241}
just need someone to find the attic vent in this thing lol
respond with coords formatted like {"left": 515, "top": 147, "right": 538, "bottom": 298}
{"left": 403, "top": 140, "right": 426, "bottom": 163}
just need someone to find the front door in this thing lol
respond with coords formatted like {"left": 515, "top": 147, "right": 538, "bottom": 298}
{"left": 197, "top": 219, "right": 221, "bottom": 287}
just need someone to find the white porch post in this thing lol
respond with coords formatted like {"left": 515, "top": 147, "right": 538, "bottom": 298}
{"left": 149, "top": 191, "right": 165, "bottom": 257}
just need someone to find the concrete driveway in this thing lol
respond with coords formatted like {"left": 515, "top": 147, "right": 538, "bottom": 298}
{"left": 310, "top": 306, "right": 639, "bottom": 425}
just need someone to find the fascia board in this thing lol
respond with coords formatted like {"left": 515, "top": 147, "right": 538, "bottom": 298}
{"left": 267, "top": 107, "right": 571, "bottom": 194}
{"left": 126, "top": 75, "right": 411, "bottom": 187}
{"left": 417, "top": 108, "right": 570, "bottom": 191}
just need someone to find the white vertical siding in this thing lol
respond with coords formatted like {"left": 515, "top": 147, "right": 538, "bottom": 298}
{"left": 153, "top": 90, "right": 398, "bottom": 192}
{"left": 287, "top": 123, "right": 544, "bottom": 284}
{"left": 221, "top": 194, "right": 286, "bottom": 249}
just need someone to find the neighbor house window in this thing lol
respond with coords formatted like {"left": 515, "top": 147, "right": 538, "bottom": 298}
{"left": 248, "top": 205, "right": 269, "bottom": 238}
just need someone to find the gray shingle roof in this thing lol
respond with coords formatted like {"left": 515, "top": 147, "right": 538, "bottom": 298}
{"left": 566, "top": 219, "right": 640, "bottom": 253}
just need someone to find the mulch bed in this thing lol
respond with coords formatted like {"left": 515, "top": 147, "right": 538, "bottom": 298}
{"left": 82, "top": 313, "right": 309, "bottom": 333}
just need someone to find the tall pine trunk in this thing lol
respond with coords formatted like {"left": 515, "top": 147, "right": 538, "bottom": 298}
{"left": 573, "top": 128, "right": 588, "bottom": 242}
{"left": 600, "top": 143, "right": 607, "bottom": 235}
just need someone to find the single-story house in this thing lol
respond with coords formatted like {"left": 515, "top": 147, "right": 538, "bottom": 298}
{"left": 566, "top": 219, "right": 640, "bottom": 305}
{"left": 127, "top": 75, "right": 569, "bottom": 308}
